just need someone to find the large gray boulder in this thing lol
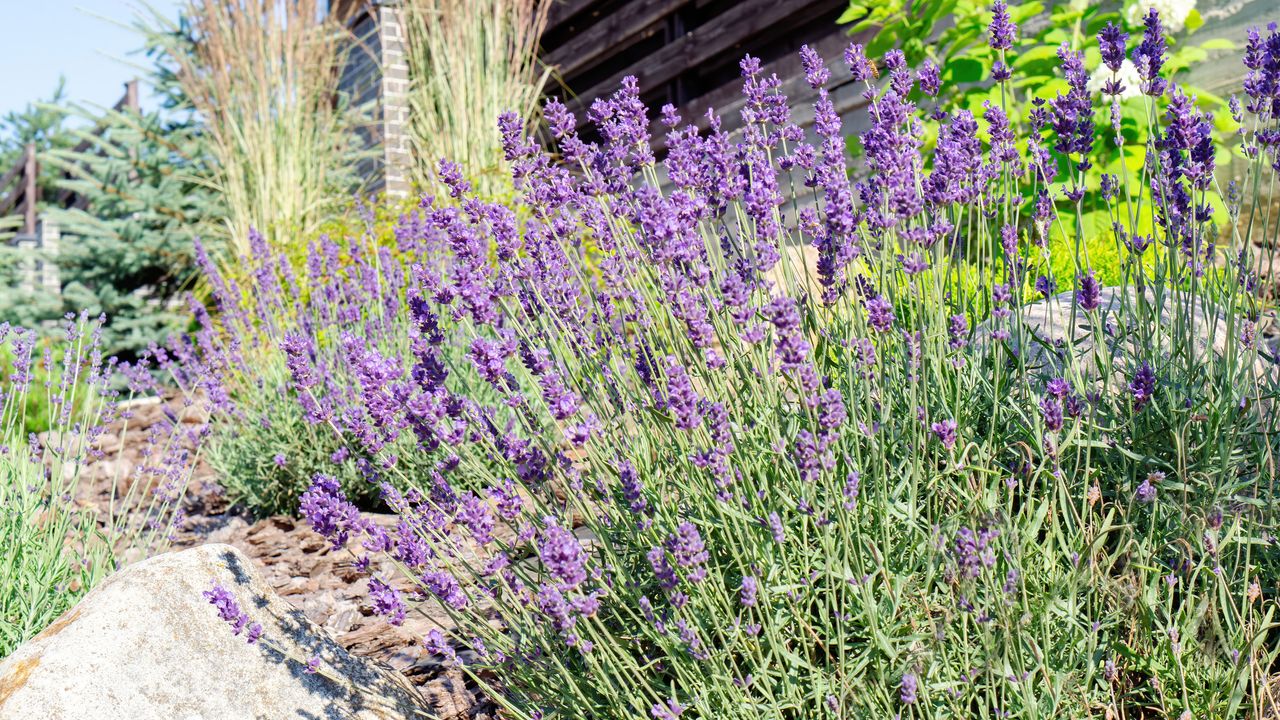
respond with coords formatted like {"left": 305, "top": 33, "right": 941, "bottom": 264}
{"left": 0, "top": 543, "right": 427, "bottom": 719}
{"left": 982, "top": 286, "right": 1277, "bottom": 382}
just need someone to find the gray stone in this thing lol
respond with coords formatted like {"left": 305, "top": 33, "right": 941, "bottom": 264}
{"left": 0, "top": 544, "right": 427, "bottom": 719}
{"left": 982, "top": 286, "right": 1277, "bottom": 381}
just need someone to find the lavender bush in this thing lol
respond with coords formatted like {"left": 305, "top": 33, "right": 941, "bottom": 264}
{"left": 201, "top": 9, "right": 1280, "bottom": 718}
{"left": 171, "top": 219, "right": 500, "bottom": 515}
{"left": 1, "top": 314, "right": 199, "bottom": 655}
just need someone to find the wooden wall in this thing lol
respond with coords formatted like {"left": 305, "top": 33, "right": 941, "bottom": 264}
{"left": 541, "top": 0, "right": 854, "bottom": 138}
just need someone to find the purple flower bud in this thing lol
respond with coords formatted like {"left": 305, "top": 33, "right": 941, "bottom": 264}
{"left": 843, "top": 471, "right": 861, "bottom": 511}
{"left": 953, "top": 525, "right": 999, "bottom": 578}
{"left": 741, "top": 575, "right": 759, "bottom": 607}
{"left": 1075, "top": 272, "right": 1102, "bottom": 311}
{"left": 800, "top": 44, "right": 830, "bottom": 89}
{"left": 1137, "top": 472, "right": 1162, "bottom": 504}
{"left": 1132, "top": 9, "right": 1168, "bottom": 96}
{"left": 931, "top": 419, "right": 958, "bottom": 450}
{"left": 918, "top": 59, "right": 941, "bottom": 97}
{"left": 767, "top": 512, "right": 785, "bottom": 543}
{"left": 540, "top": 525, "right": 588, "bottom": 589}
{"left": 368, "top": 577, "right": 407, "bottom": 625}
{"left": 203, "top": 582, "right": 253, "bottom": 639}
{"left": 651, "top": 698, "right": 684, "bottom": 720}
{"left": 1040, "top": 395, "right": 1065, "bottom": 432}
{"left": 865, "top": 295, "right": 895, "bottom": 332}
{"left": 844, "top": 43, "right": 876, "bottom": 83}
{"left": 1129, "top": 361, "right": 1158, "bottom": 411}
{"left": 900, "top": 672, "right": 919, "bottom": 704}
{"left": 1146, "top": 468, "right": 1167, "bottom": 502}
{"left": 1035, "top": 275, "right": 1057, "bottom": 298}
{"left": 666, "top": 522, "right": 709, "bottom": 583}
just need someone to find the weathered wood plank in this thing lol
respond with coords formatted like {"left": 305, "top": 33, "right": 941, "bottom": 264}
{"left": 546, "top": 0, "right": 600, "bottom": 33}
{"left": 664, "top": 27, "right": 858, "bottom": 134}
{"left": 22, "top": 143, "right": 36, "bottom": 234}
{"left": 565, "top": 0, "right": 838, "bottom": 116}
{"left": 0, "top": 185, "right": 21, "bottom": 217}
{"left": 545, "top": 0, "right": 687, "bottom": 81}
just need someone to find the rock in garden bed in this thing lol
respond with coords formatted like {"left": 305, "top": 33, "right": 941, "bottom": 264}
{"left": 982, "top": 285, "right": 1277, "bottom": 380}
{"left": 0, "top": 544, "right": 427, "bottom": 719}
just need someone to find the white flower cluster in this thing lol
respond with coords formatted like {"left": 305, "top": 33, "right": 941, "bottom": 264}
{"left": 1125, "top": 0, "right": 1197, "bottom": 33}
{"left": 1087, "top": 59, "right": 1144, "bottom": 100}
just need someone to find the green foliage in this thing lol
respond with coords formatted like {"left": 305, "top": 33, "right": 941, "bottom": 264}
{"left": 0, "top": 101, "right": 224, "bottom": 361}
{"left": 0, "top": 80, "right": 75, "bottom": 240}
{"left": 401, "top": 0, "right": 551, "bottom": 198}
{"left": 261, "top": 32, "right": 1280, "bottom": 718}
{"left": 0, "top": 340, "right": 91, "bottom": 437}
{"left": 182, "top": 208, "right": 496, "bottom": 517}
{"left": 0, "top": 79, "right": 76, "bottom": 193}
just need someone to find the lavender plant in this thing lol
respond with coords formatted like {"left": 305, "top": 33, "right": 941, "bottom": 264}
{"left": 1, "top": 314, "right": 199, "bottom": 656}
{"left": 172, "top": 215, "right": 496, "bottom": 516}
{"left": 222, "top": 11, "right": 1279, "bottom": 718}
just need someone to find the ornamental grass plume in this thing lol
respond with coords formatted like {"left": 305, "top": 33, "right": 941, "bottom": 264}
{"left": 195, "top": 12, "right": 1280, "bottom": 719}
{"left": 400, "top": 0, "right": 551, "bottom": 198}
{"left": 137, "top": 0, "right": 363, "bottom": 254}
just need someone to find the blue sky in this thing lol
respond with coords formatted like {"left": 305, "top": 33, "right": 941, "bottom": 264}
{"left": 0, "top": 1, "right": 184, "bottom": 120}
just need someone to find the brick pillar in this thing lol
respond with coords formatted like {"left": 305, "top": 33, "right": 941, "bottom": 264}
{"left": 379, "top": 3, "right": 412, "bottom": 199}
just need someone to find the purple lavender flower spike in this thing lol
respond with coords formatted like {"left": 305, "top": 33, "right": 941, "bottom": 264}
{"left": 931, "top": 419, "right": 958, "bottom": 450}
{"left": 900, "top": 672, "right": 919, "bottom": 704}
{"left": 844, "top": 44, "right": 876, "bottom": 83}
{"left": 865, "top": 295, "right": 895, "bottom": 333}
{"left": 651, "top": 698, "right": 684, "bottom": 720}
{"left": 1136, "top": 473, "right": 1161, "bottom": 504}
{"left": 918, "top": 59, "right": 941, "bottom": 97}
{"left": 767, "top": 512, "right": 785, "bottom": 543}
{"left": 300, "top": 475, "right": 366, "bottom": 550}
{"left": 539, "top": 524, "right": 588, "bottom": 589}
{"left": 988, "top": 1, "right": 1016, "bottom": 51}
{"left": 203, "top": 582, "right": 260, "bottom": 643}
{"left": 740, "top": 575, "right": 759, "bottom": 607}
{"left": 1132, "top": 9, "right": 1168, "bottom": 96}
{"left": 666, "top": 522, "right": 709, "bottom": 583}
{"left": 800, "top": 44, "right": 830, "bottom": 88}
{"left": 368, "top": 577, "right": 407, "bottom": 625}
{"left": 1049, "top": 44, "right": 1096, "bottom": 170}
{"left": 1075, "top": 272, "right": 1102, "bottom": 311}
{"left": 1098, "top": 23, "right": 1129, "bottom": 73}
{"left": 1129, "top": 362, "right": 1158, "bottom": 411}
